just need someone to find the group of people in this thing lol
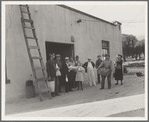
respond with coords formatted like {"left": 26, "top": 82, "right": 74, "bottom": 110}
{"left": 96, "top": 54, "right": 123, "bottom": 89}
{"left": 46, "top": 53, "right": 123, "bottom": 97}
{"left": 46, "top": 53, "right": 84, "bottom": 97}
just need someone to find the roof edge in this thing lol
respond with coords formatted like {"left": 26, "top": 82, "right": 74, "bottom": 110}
{"left": 58, "top": 5, "right": 117, "bottom": 26}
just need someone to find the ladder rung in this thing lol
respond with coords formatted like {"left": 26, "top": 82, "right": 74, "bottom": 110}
{"left": 21, "top": 11, "right": 31, "bottom": 14}
{"left": 36, "top": 78, "right": 48, "bottom": 81}
{"left": 21, "top": 18, "right": 33, "bottom": 23}
{"left": 26, "top": 37, "right": 37, "bottom": 40}
{"left": 20, "top": 5, "right": 29, "bottom": 8}
{"left": 34, "top": 67, "right": 45, "bottom": 70}
{"left": 28, "top": 46, "right": 40, "bottom": 49}
{"left": 32, "top": 57, "right": 42, "bottom": 59}
{"left": 24, "top": 26, "right": 35, "bottom": 29}
{"left": 39, "top": 88, "right": 51, "bottom": 93}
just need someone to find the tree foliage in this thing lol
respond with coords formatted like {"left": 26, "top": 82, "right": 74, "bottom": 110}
{"left": 134, "top": 39, "right": 145, "bottom": 60}
{"left": 122, "top": 34, "right": 145, "bottom": 61}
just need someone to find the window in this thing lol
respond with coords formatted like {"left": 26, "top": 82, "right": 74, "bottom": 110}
{"left": 102, "top": 40, "right": 109, "bottom": 60}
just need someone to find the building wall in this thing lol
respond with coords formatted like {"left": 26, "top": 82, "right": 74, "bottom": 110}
{"left": 6, "top": 5, "right": 122, "bottom": 102}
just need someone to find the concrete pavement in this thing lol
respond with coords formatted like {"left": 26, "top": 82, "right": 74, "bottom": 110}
{"left": 4, "top": 67, "right": 146, "bottom": 120}
{"left": 5, "top": 94, "right": 145, "bottom": 119}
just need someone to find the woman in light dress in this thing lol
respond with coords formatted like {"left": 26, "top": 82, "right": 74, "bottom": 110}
{"left": 75, "top": 55, "right": 85, "bottom": 90}
{"left": 75, "top": 62, "right": 85, "bottom": 90}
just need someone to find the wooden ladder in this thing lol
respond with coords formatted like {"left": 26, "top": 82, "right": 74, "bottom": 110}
{"left": 19, "top": 5, "right": 51, "bottom": 101}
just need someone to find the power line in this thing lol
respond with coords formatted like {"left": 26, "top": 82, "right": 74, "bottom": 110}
{"left": 122, "top": 21, "right": 145, "bottom": 23}
{"left": 71, "top": 7, "right": 145, "bottom": 25}
{"left": 120, "top": 19, "right": 145, "bottom": 23}
{"left": 124, "top": 7, "right": 145, "bottom": 28}
{"left": 119, "top": 19, "right": 145, "bottom": 21}
{"left": 124, "top": 26, "right": 145, "bottom": 28}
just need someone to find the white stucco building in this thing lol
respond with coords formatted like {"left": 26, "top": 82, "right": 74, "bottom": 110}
{"left": 5, "top": 5, "right": 122, "bottom": 102}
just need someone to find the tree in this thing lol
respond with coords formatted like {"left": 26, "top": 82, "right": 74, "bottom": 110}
{"left": 134, "top": 41, "right": 142, "bottom": 60}
{"left": 140, "top": 39, "right": 145, "bottom": 55}
{"left": 122, "top": 34, "right": 138, "bottom": 61}
{"left": 134, "top": 39, "right": 145, "bottom": 60}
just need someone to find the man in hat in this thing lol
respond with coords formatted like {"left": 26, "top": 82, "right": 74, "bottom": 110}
{"left": 82, "top": 57, "right": 96, "bottom": 86}
{"left": 97, "top": 54, "right": 113, "bottom": 89}
{"left": 55, "top": 54, "right": 62, "bottom": 95}
{"left": 96, "top": 55, "right": 102, "bottom": 84}
{"left": 46, "top": 53, "right": 56, "bottom": 97}
{"left": 62, "top": 57, "right": 71, "bottom": 93}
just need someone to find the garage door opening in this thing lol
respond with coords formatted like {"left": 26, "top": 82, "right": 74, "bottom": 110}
{"left": 45, "top": 42, "right": 75, "bottom": 62}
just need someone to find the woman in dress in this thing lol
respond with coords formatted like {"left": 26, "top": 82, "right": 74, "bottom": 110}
{"left": 75, "top": 56, "right": 85, "bottom": 90}
{"left": 114, "top": 54, "right": 123, "bottom": 85}
{"left": 75, "top": 63, "right": 85, "bottom": 90}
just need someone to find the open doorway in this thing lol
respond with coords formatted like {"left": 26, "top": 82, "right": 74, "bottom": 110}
{"left": 45, "top": 41, "right": 75, "bottom": 62}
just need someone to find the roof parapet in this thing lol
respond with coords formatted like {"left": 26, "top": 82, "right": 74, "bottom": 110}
{"left": 58, "top": 5, "right": 120, "bottom": 26}
{"left": 113, "top": 21, "right": 122, "bottom": 25}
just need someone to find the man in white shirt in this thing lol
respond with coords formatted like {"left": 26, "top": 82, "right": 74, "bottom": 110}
{"left": 82, "top": 57, "right": 96, "bottom": 86}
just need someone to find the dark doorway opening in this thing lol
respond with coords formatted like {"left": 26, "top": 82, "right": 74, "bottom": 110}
{"left": 45, "top": 42, "right": 75, "bottom": 88}
{"left": 45, "top": 42, "right": 75, "bottom": 62}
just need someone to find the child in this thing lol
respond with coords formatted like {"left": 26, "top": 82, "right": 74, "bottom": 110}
{"left": 75, "top": 65, "right": 85, "bottom": 90}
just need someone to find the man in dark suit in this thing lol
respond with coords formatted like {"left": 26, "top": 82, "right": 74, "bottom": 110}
{"left": 54, "top": 54, "right": 63, "bottom": 96}
{"left": 46, "top": 53, "right": 56, "bottom": 97}
{"left": 96, "top": 55, "right": 102, "bottom": 84}
{"left": 55, "top": 54, "right": 63, "bottom": 93}
{"left": 62, "top": 57, "right": 71, "bottom": 93}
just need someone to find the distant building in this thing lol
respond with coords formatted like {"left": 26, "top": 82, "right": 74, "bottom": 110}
{"left": 6, "top": 5, "right": 122, "bottom": 102}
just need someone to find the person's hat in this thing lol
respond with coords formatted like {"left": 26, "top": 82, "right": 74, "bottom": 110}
{"left": 87, "top": 57, "right": 91, "bottom": 59}
{"left": 105, "top": 54, "right": 110, "bottom": 57}
{"left": 118, "top": 54, "right": 122, "bottom": 57}
{"left": 56, "top": 54, "right": 60, "bottom": 57}
{"left": 65, "top": 57, "right": 69, "bottom": 60}
{"left": 97, "top": 55, "right": 101, "bottom": 57}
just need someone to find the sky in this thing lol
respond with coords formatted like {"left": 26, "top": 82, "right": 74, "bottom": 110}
{"left": 65, "top": 2, "right": 146, "bottom": 39}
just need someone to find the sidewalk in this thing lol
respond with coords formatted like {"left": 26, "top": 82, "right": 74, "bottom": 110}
{"left": 5, "top": 69, "right": 145, "bottom": 119}
{"left": 5, "top": 94, "right": 145, "bottom": 119}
